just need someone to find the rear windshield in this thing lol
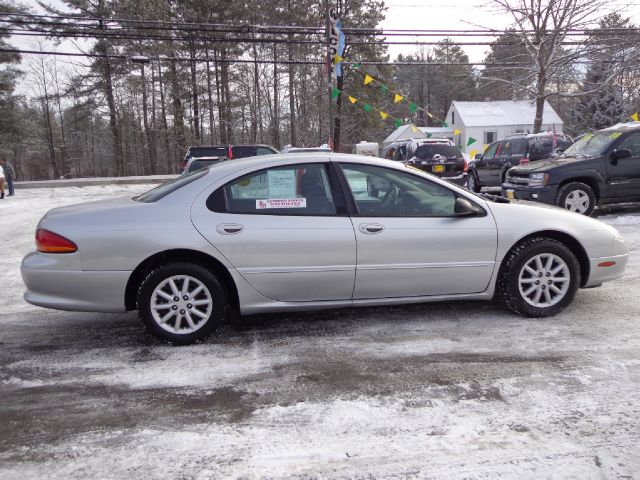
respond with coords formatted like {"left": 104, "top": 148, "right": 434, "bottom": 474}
{"left": 414, "top": 145, "right": 462, "bottom": 160}
{"left": 231, "top": 146, "right": 258, "bottom": 158}
{"left": 134, "top": 169, "right": 207, "bottom": 203}
{"left": 188, "top": 147, "right": 228, "bottom": 158}
{"left": 189, "top": 159, "right": 224, "bottom": 172}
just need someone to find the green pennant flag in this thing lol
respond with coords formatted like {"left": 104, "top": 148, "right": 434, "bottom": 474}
{"left": 363, "top": 104, "right": 372, "bottom": 112}
{"left": 409, "top": 103, "right": 417, "bottom": 113}
{"left": 331, "top": 87, "right": 341, "bottom": 99}
{"left": 394, "top": 119, "right": 403, "bottom": 128}
{"left": 352, "top": 63, "right": 361, "bottom": 69}
{"left": 466, "top": 137, "right": 477, "bottom": 146}
{"left": 442, "top": 121, "right": 448, "bottom": 127}
{"left": 380, "top": 84, "right": 389, "bottom": 93}
{"left": 426, "top": 133, "right": 432, "bottom": 138}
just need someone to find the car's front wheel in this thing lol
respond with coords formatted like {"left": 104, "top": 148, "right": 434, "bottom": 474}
{"left": 137, "top": 262, "right": 227, "bottom": 344}
{"left": 496, "top": 237, "right": 580, "bottom": 317}
{"left": 557, "top": 182, "right": 595, "bottom": 215}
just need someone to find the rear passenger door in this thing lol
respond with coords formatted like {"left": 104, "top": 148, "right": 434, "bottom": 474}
{"left": 191, "top": 162, "right": 357, "bottom": 302}
{"left": 476, "top": 142, "right": 499, "bottom": 186}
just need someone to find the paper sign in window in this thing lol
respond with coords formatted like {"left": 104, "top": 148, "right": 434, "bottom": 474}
{"left": 256, "top": 198, "right": 307, "bottom": 209}
{"left": 268, "top": 170, "right": 297, "bottom": 198}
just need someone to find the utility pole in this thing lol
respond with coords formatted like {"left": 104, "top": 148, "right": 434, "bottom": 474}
{"left": 326, "top": 1, "right": 335, "bottom": 147}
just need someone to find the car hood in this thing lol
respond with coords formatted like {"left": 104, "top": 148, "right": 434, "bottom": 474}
{"left": 509, "top": 156, "right": 582, "bottom": 174}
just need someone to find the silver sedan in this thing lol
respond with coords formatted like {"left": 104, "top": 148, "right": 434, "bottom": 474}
{"left": 21, "top": 154, "right": 629, "bottom": 344}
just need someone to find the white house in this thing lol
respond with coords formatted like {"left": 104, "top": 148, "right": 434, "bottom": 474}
{"left": 446, "top": 100, "right": 564, "bottom": 156}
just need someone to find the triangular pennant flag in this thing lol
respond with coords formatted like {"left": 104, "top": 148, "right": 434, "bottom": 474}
{"left": 410, "top": 125, "right": 419, "bottom": 133}
{"left": 331, "top": 87, "right": 341, "bottom": 99}
{"left": 409, "top": 103, "right": 417, "bottom": 113}
{"left": 352, "top": 63, "right": 361, "bottom": 69}
{"left": 453, "top": 129, "right": 461, "bottom": 136}
{"left": 466, "top": 137, "right": 477, "bottom": 146}
{"left": 631, "top": 112, "right": 639, "bottom": 122}
{"left": 348, "top": 96, "right": 357, "bottom": 104}
{"left": 380, "top": 84, "right": 389, "bottom": 93}
{"left": 426, "top": 133, "right": 432, "bottom": 138}
{"left": 363, "top": 104, "right": 372, "bottom": 112}
{"left": 394, "top": 119, "right": 403, "bottom": 128}
{"left": 364, "top": 75, "right": 374, "bottom": 85}
{"left": 394, "top": 94, "right": 404, "bottom": 104}
{"left": 379, "top": 111, "right": 389, "bottom": 120}
{"left": 469, "top": 149, "right": 478, "bottom": 159}
{"left": 332, "top": 54, "right": 343, "bottom": 65}
{"left": 442, "top": 121, "right": 448, "bottom": 127}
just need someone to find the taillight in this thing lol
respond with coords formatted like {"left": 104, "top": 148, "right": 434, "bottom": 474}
{"left": 519, "top": 157, "right": 530, "bottom": 165}
{"left": 463, "top": 160, "right": 468, "bottom": 173}
{"left": 36, "top": 229, "right": 78, "bottom": 253}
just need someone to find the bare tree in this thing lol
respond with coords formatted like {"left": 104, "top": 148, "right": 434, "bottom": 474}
{"left": 489, "top": 0, "right": 640, "bottom": 132}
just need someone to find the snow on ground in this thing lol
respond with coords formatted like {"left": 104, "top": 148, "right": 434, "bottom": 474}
{"left": 1, "top": 185, "right": 639, "bottom": 479}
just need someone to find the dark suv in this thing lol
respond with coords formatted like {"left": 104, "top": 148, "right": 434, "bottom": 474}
{"left": 382, "top": 139, "right": 467, "bottom": 186}
{"left": 467, "top": 133, "right": 573, "bottom": 192}
{"left": 502, "top": 122, "right": 640, "bottom": 215}
{"left": 181, "top": 144, "right": 278, "bottom": 172}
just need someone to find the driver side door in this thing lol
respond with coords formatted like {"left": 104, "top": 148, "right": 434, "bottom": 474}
{"left": 338, "top": 163, "right": 498, "bottom": 299}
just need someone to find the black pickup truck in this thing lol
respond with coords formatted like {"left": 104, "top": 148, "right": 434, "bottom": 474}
{"left": 502, "top": 123, "right": 640, "bottom": 215}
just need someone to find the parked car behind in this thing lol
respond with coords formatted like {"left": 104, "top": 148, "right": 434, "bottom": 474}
{"left": 502, "top": 122, "right": 640, "bottom": 215}
{"left": 467, "top": 132, "right": 573, "bottom": 192}
{"left": 22, "top": 154, "right": 627, "bottom": 344}
{"left": 181, "top": 144, "right": 278, "bottom": 172}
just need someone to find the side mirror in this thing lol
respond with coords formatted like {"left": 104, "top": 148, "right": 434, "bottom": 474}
{"left": 454, "top": 197, "right": 484, "bottom": 216}
{"left": 474, "top": 153, "right": 483, "bottom": 160}
{"left": 612, "top": 148, "right": 632, "bottom": 161}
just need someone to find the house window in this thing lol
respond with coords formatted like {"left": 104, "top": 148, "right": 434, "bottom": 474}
{"left": 484, "top": 131, "right": 497, "bottom": 144}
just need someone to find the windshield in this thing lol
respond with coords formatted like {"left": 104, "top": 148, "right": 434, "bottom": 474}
{"left": 188, "top": 147, "right": 228, "bottom": 158}
{"left": 563, "top": 132, "right": 618, "bottom": 157}
{"left": 134, "top": 169, "right": 207, "bottom": 203}
{"left": 414, "top": 145, "right": 462, "bottom": 160}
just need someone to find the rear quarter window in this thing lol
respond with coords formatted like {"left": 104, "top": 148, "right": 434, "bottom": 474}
{"left": 134, "top": 169, "right": 207, "bottom": 203}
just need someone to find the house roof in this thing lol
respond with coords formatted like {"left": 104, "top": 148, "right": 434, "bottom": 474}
{"left": 382, "top": 124, "right": 426, "bottom": 145}
{"left": 451, "top": 100, "right": 563, "bottom": 128}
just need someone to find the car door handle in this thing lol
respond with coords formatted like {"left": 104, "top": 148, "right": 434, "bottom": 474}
{"left": 216, "top": 223, "right": 244, "bottom": 235}
{"left": 359, "top": 223, "right": 385, "bottom": 234}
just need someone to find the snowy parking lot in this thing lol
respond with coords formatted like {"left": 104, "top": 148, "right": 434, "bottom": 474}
{"left": 1, "top": 184, "right": 639, "bottom": 479}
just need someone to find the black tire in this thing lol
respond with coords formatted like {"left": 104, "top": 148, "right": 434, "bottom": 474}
{"left": 496, "top": 237, "right": 580, "bottom": 317}
{"left": 556, "top": 182, "right": 596, "bottom": 216}
{"left": 137, "top": 262, "right": 227, "bottom": 345}
{"left": 467, "top": 170, "right": 481, "bottom": 192}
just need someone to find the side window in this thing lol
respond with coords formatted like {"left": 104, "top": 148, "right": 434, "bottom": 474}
{"left": 256, "top": 147, "right": 276, "bottom": 156}
{"left": 484, "top": 131, "right": 497, "bottom": 144}
{"left": 617, "top": 133, "right": 640, "bottom": 157}
{"left": 217, "top": 164, "right": 336, "bottom": 215}
{"left": 483, "top": 143, "right": 499, "bottom": 160}
{"left": 340, "top": 163, "right": 457, "bottom": 217}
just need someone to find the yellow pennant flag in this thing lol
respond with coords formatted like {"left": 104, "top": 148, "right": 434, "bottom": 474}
{"left": 394, "top": 93, "right": 404, "bottom": 103}
{"left": 631, "top": 112, "right": 639, "bottom": 122}
{"left": 453, "top": 129, "right": 461, "bottom": 136}
{"left": 379, "top": 111, "right": 389, "bottom": 120}
{"left": 364, "top": 74, "right": 374, "bottom": 85}
{"left": 348, "top": 96, "right": 357, "bottom": 104}
{"left": 333, "top": 54, "right": 343, "bottom": 65}
{"left": 469, "top": 149, "right": 478, "bottom": 160}
{"left": 410, "top": 125, "right": 420, "bottom": 133}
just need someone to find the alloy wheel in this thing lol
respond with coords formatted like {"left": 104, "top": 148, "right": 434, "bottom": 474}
{"left": 150, "top": 275, "right": 213, "bottom": 334}
{"left": 518, "top": 253, "right": 570, "bottom": 308}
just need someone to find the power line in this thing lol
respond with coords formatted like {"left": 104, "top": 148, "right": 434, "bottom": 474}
{"left": 1, "top": 47, "right": 628, "bottom": 67}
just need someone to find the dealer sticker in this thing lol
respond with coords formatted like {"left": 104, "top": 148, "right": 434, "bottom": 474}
{"left": 256, "top": 198, "right": 307, "bottom": 209}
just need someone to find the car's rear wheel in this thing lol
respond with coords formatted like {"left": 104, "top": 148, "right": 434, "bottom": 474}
{"left": 496, "top": 237, "right": 580, "bottom": 317}
{"left": 557, "top": 182, "right": 595, "bottom": 215}
{"left": 467, "top": 171, "right": 481, "bottom": 192}
{"left": 137, "top": 262, "right": 227, "bottom": 344}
